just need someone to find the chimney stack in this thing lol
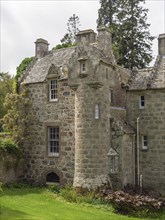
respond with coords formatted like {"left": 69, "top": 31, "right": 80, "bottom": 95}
{"left": 76, "top": 29, "right": 96, "bottom": 46}
{"left": 158, "top": 34, "right": 165, "bottom": 57}
{"left": 97, "top": 26, "right": 115, "bottom": 62}
{"left": 35, "top": 38, "right": 49, "bottom": 58}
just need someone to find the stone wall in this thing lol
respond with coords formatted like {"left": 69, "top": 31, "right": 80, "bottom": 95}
{"left": 127, "top": 89, "right": 165, "bottom": 195}
{"left": 0, "top": 153, "right": 23, "bottom": 184}
{"left": 109, "top": 116, "right": 134, "bottom": 189}
{"left": 23, "top": 79, "right": 75, "bottom": 185}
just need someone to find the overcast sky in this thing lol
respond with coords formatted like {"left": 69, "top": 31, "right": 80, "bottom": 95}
{"left": 0, "top": 0, "right": 165, "bottom": 75}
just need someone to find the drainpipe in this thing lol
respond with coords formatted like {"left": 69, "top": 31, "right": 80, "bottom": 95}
{"left": 137, "top": 117, "right": 140, "bottom": 186}
{"left": 132, "top": 134, "right": 136, "bottom": 185}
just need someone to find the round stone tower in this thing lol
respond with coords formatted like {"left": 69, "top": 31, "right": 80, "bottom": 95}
{"left": 73, "top": 82, "right": 110, "bottom": 188}
{"left": 69, "top": 29, "right": 112, "bottom": 189}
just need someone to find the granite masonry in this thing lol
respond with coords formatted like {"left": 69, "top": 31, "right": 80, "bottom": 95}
{"left": 18, "top": 28, "right": 165, "bottom": 195}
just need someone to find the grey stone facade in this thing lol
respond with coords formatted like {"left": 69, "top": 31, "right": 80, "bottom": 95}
{"left": 20, "top": 28, "right": 165, "bottom": 195}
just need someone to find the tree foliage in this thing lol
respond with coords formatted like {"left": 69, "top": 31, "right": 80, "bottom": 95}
{"left": 61, "top": 14, "right": 81, "bottom": 44}
{"left": 2, "top": 87, "right": 30, "bottom": 145}
{"left": 0, "top": 72, "right": 14, "bottom": 131}
{"left": 98, "top": 0, "right": 155, "bottom": 69}
{"left": 52, "top": 14, "right": 80, "bottom": 50}
{"left": 15, "top": 57, "right": 33, "bottom": 81}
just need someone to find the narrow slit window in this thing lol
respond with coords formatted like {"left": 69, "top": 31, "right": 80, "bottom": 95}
{"left": 95, "top": 104, "right": 100, "bottom": 119}
{"left": 142, "top": 135, "right": 148, "bottom": 150}
{"left": 110, "top": 156, "right": 118, "bottom": 173}
{"left": 109, "top": 90, "right": 114, "bottom": 104}
{"left": 139, "top": 95, "right": 145, "bottom": 108}
{"left": 80, "top": 62, "right": 86, "bottom": 73}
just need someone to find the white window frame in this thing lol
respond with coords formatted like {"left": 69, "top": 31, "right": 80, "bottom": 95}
{"left": 95, "top": 104, "right": 100, "bottom": 119}
{"left": 142, "top": 135, "right": 148, "bottom": 150}
{"left": 139, "top": 95, "right": 145, "bottom": 109}
{"left": 48, "top": 127, "right": 60, "bottom": 157}
{"left": 49, "top": 79, "right": 58, "bottom": 101}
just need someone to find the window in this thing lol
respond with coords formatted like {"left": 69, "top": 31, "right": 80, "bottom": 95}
{"left": 48, "top": 127, "right": 59, "bottom": 156}
{"left": 49, "top": 80, "right": 58, "bottom": 101}
{"left": 139, "top": 95, "right": 145, "bottom": 108}
{"left": 109, "top": 90, "right": 114, "bottom": 104}
{"left": 142, "top": 135, "right": 148, "bottom": 150}
{"left": 110, "top": 156, "right": 118, "bottom": 173}
{"left": 80, "top": 62, "right": 86, "bottom": 73}
{"left": 95, "top": 104, "right": 100, "bottom": 119}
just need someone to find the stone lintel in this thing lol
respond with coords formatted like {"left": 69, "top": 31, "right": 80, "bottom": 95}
{"left": 68, "top": 83, "right": 79, "bottom": 91}
{"left": 87, "top": 81, "right": 104, "bottom": 89}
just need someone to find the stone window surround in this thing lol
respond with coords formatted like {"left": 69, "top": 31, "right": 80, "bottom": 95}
{"left": 110, "top": 155, "right": 119, "bottom": 173}
{"left": 45, "top": 122, "right": 61, "bottom": 158}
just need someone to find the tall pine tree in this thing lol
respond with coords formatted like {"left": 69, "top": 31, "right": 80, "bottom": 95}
{"left": 98, "top": 0, "right": 155, "bottom": 69}
{"left": 61, "top": 14, "right": 81, "bottom": 44}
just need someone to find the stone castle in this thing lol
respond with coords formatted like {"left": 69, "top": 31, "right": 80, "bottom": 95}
{"left": 19, "top": 28, "right": 165, "bottom": 195}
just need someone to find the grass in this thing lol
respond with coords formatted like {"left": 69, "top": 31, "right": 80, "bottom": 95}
{"left": 0, "top": 186, "right": 161, "bottom": 220}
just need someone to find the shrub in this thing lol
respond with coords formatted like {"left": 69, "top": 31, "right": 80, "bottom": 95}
{"left": 0, "top": 139, "right": 22, "bottom": 169}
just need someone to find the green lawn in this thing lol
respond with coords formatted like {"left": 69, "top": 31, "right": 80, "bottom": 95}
{"left": 0, "top": 187, "right": 155, "bottom": 220}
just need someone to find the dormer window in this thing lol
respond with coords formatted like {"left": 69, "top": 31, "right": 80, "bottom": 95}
{"left": 49, "top": 79, "right": 58, "bottom": 101}
{"left": 78, "top": 58, "right": 88, "bottom": 78}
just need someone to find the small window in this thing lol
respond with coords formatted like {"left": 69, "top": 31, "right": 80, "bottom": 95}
{"left": 80, "top": 62, "right": 86, "bottom": 73}
{"left": 139, "top": 95, "right": 145, "bottom": 108}
{"left": 142, "top": 135, "right": 148, "bottom": 150}
{"left": 110, "top": 156, "right": 118, "bottom": 173}
{"left": 109, "top": 90, "right": 114, "bottom": 104}
{"left": 49, "top": 80, "right": 58, "bottom": 101}
{"left": 48, "top": 127, "right": 59, "bottom": 156}
{"left": 95, "top": 104, "right": 100, "bottom": 119}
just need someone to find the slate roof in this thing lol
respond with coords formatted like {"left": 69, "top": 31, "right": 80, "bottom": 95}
{"left": 110, "top": 107, "right": 135, "bottom": 134}
{"left": 129, "top": 56, "right": 165, "bottom": 90}
{"left": 21, "top": 47, "right": 75, "bottom": 84}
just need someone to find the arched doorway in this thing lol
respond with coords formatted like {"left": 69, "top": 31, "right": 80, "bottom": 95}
{"left": 46, "top": 172, "right": 60, "bottom": 184}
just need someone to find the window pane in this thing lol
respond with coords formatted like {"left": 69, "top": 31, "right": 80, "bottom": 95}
{"left": 50, "top": 80, "right": 58, "bottom": 101}
{"left": 95, "top": 104, "right": 100, "bottom": 119}
{"left": 48, "top": 127, "right": 59, "bottom": 155}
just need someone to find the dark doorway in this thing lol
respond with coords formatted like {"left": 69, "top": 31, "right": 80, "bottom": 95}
{"left": 46, "top": 172, "right": 60, "bottom": 183}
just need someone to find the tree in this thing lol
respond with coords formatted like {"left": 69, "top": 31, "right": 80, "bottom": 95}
{"left": 2, "top": 87, "right": 30, "bottom": 144}
{"left": 98, "top": 0, "right": 155, "bottom": 69}
{"left": 0, "top": 72, "right": 14, "bottom": 131}
{"left": 60, "top": 14, "right": 81, "bottom": 45}
{"left": 15, "top": 57, "right": 33, "bottom": 81}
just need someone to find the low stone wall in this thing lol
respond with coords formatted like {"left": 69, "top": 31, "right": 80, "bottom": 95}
{"left": 0, "top": 153, "right": 23, "bottom": 184}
